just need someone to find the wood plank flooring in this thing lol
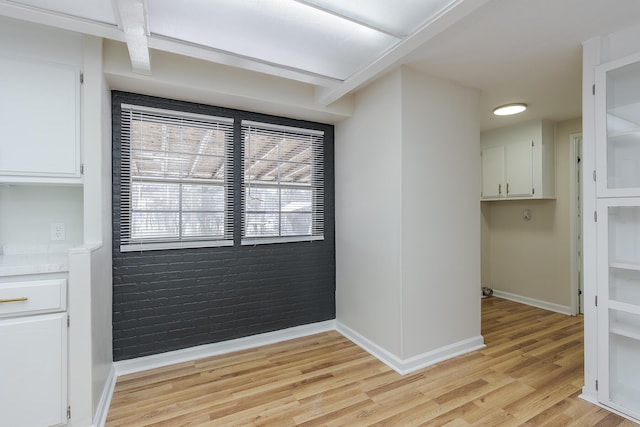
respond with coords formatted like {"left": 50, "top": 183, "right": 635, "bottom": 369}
{"left": 106, "top": 298, "right": 638, "bottom": 426}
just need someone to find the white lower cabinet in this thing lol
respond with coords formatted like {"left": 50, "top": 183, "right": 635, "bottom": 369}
{"left": 0, "top": 313, "right": 67, "bottom": 426}
{"left": 0, "top": 277, "right": 68, "bottom": 427}
{"left": 597, "top": 201, "right": 640, "bottom": 420}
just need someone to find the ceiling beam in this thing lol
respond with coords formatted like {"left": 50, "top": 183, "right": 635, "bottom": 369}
{"left": 292, "top": 0, "right": 404, "bottom": 38}
{"left": 315, "top": 0, "right": 492, "bottom": 106}
{"left": 113, "top": 0, "right": 151, "bottom": 75}
{"left": 0, "top": 1, "right": 123, "bottom": 41}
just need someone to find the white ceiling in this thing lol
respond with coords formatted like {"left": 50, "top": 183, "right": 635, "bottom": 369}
{"left": 1, "top": 0, "right": 640, "bottom": 130}
{"left": 405, "top": 0, "right": 640, "bottom": 129}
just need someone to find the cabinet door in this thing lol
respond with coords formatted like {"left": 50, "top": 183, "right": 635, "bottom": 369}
{"left": 596, "top": 53, "right": 640, "bottom": 197}
{"left": 0, "top": 313, "right": 67, "bottom": 427}
{"left": 481, "top": 145, "right": 504, "bottom": 199}
{"left": 0, "top": 55, "right": 80, "bottom": 182}
{"left": 597, "top": 199, "right": 640, "bottom": 419}
{"left": 505, "top": 140, "right": 533, "bottom": 198}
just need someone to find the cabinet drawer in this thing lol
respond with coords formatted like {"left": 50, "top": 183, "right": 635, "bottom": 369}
{"left": 0, "top": 279, "right": 66, "bottom": 317}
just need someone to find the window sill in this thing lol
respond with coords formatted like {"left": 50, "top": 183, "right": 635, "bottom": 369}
{"left": 120, "top": 239, "right": 233, "bottom": 252}
{"left": 241, "top": 235, "right": 324, "bottom": 246}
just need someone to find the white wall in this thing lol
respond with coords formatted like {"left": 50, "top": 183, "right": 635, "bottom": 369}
{"left": 335, "top": 69, "right": 403, "bottom": 357}
{"left": 475, "top": 91, "right": 585, "bottom": 312}
{"left": 481, "top": 118, "right": 581, "bottom": 312}
{"left": 336, "top": 66, "right": 483, "bottom": 367}
{"left": 0, "top": 186, "right": 83, "bottom": 247}
{"left": 400, "top": 67, "right": 481, "bottom": 358}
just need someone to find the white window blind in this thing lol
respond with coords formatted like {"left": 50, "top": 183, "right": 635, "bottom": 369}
{"left": 120, "top": 104, "right": 234, "bottom": 251}
{"left": 241, "top": 120, "right": 324, "bottom": 244}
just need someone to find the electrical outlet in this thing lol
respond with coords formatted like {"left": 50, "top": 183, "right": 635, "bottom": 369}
{"left": 51, "top": 222, "right": 66, "bottom": 241}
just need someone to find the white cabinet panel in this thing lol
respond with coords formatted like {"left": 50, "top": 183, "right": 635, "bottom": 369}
{"left": 0, "top": 313, "right": 67, "bottom": 427}
{"left": 505, "top": 140, "right": 533, "bottom": 198}
{"left": 0, "top": 55, "right": 80, "bottom": 183}
{"left": 0, "top": 278, "right": 67, "bottom": 317}
{"left": 481, "top": 145, "right": 504, "bottom": 199}
{"left": 596, "top": 199, "right": 640, "bottom": 421}
{"left": 596, "top": 53, "right": 640, "bottom": 197}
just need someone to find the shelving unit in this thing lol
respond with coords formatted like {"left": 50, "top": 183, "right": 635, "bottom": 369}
{"left": 609, "top": 262, "right": 640, "bottom": 270}
{"left": 594, "top": 52, "right": 640, "bottom": 423}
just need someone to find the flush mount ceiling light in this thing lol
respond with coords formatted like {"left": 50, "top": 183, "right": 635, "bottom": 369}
{"left": 493, "top": 103, "right": 527, "bottom": 116}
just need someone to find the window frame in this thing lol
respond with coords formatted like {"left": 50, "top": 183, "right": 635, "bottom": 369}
{"left": 113, "top": 93, "right": 331, "bottom": 252}
{"left": 119, "top": 103, "right": 234, "bottom": 252}
{"left": 241, "top": 120, "right": 324, "bottom": 246}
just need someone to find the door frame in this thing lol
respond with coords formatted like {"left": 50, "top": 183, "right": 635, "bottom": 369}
{"left": 569, "top": 132, "right": 583, "bottom": 315}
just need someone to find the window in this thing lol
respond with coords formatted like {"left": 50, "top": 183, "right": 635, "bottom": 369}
{"left": 242, "top": 120, "right": 324, "bottom": 244}
{"left": 119, "top": 104, "right": 233, "bottom": 251}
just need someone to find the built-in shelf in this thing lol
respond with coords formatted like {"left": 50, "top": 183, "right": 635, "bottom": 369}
{"left": 610, "top": 261, "right": 640, "bottom": 271}
{"left": 610, "top": 321, "right": 640, "bottom": 340}
{"left": 609, "top": 300, "right": 640, "bottom": 315}
{"left": 608, "top": 130, "right": 640, "bottom": 141}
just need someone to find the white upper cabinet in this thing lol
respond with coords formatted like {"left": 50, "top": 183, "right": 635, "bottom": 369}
{"left": 481, "top": 120, "right": 555, "bottom": 201}
{"left": 596, "top": 52, "right": 640, "bottom": 198}
{"left": 0, "top": 55, "right": 81, "bottom": 184}
{"left": 481, "top": 145, "right": 504, "bottom": 199}
{"left": 504, "top": 139, "right": 533, "bottom": 198}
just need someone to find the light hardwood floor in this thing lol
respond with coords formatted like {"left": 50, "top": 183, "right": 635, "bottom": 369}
{"left": 106, "top": 298, "right": 638, "bottom": 426}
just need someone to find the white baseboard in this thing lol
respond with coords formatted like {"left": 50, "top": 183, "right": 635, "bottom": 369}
{"left": 114, "top": 320, "right": 336, "bottom": 376}
{"left": 336, "top": 321, "right": 485, "bottom": 376}
{"left": 492, "top": 290, "right": 573, "bottom": 315}
{"left": 579, "top": 392, "right": 640, "bottom": 424}
{"left": 579, "top": 389, "right": 598, "bottom": 405}
{"left": 93, "top": 364, "right": 116, "bottom": 427}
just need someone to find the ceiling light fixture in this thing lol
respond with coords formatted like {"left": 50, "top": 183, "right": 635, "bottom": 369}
{"left": 493, "top": 103, "right": 527, "bottom": 116}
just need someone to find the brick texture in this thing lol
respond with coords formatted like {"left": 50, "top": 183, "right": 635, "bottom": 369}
{"left": 112, "top": 92, "right": 335, "bottom": 361}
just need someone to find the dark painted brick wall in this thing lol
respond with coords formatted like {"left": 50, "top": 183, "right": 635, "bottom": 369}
{"left": 112, "top": 91, "right": 335, "bottom": 361}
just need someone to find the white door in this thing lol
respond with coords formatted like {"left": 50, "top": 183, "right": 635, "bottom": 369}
{"left": 595, "top": 53, "right": 640, "bottom": 198}
{"left": 481, "top": 145, "right": 504, "bottom": 199}
{"left": 0, "top": 313, "right": 67, "bottom": 427}
{"left": 505, "top": 140, "right": 533, "bottom": 198}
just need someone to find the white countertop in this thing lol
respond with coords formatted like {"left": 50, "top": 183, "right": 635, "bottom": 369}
{"left": 0, "top": 245, "right": 71, "bottom": 277}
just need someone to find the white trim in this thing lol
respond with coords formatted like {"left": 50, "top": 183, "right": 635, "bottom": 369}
{"left": 241, "top": 235, "right": 324, "bottom": 246}
{"left": 97, "top": 319, "right": 488, "bottom": 423}
{"left": 336, "top": 321, "right": 485, "bottom": 375}
{"left": 120, "top": 239, "right": 233, "bottom": 252}
{"left": 569, "top": 132, "right": 583, "bottom": 316}
{"left": 242, "top": 120, "right": 325, "bottom": 136}
{"left": 114, "top": 320, "right": 335, "bottom": 376}
{"left": 121, "top": 103, "right": 234, "bottom": 124}
{"left": 492, "top": 290, "right": 573, "bottom": 315}
{"left": 315, "top": 0, "right": 491, "bottom": 105}
{"left": 580, "top": 392, "right": 640, "bottom": 424}
{"left": 93, "top": 365, "right": 116, "bottom": 427}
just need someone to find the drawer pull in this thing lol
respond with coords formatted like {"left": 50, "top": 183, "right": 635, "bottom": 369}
{"left": 0, "top": 297, "right": 29, "bottom": 304}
